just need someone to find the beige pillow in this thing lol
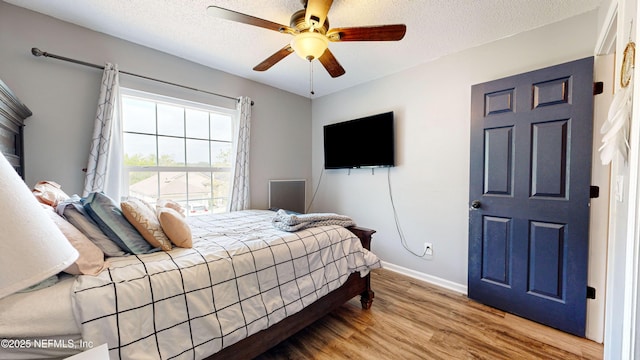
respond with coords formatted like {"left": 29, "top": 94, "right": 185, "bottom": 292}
{"left": 121, "top": 198, "right": 172, "bottom": 251}
{"left": 43, "top": 205, "right": 108, "bottom": 275}
{"left": 156, "top": 199, "right": 186, "bottom": 217}
{"left": 157, "top": 207, "right": 192, "bottom": 248}
{"left": 33, "top": 180, "right": 70, "bottom": 207}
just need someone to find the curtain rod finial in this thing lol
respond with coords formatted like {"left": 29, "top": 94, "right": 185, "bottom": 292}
{"left": 31, "top": 48, "right": 43, "bottom": 57}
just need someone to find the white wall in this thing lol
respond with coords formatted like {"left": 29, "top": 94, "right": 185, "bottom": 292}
{"left": 0, "top": 1, "right": 311, "bottom": 209}
{"left": 311, "top": 11, "right": 599, "bottom": 291}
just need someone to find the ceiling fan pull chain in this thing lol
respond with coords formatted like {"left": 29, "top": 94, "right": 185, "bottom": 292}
{"left": 309, "top": 60, "right": 315, "bottom": 96}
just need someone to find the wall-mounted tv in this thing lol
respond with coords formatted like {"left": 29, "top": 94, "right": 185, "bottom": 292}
{"left": 323, "top": 111, "right": 395, "bottom": 169}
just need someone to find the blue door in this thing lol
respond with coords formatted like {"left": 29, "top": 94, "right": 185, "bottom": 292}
{"left": 468, "top": 57, "right": 594, "bottom": 336}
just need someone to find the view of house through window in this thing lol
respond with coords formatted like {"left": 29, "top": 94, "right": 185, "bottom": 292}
{"left": 121, "top": 89, "right": 235, "bottom": 215}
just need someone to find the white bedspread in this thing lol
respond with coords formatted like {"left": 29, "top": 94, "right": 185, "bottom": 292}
{"left": 72, "top": 210, "right": 380, "bottom": 360}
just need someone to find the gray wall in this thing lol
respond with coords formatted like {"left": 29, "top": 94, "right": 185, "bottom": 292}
{"left": 0, "top": 1, "right": 312, "bottom": 209}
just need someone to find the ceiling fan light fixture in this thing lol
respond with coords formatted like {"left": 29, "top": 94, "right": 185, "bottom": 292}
{"left": 290, "top": 31, "right": 328, "bottom": 61}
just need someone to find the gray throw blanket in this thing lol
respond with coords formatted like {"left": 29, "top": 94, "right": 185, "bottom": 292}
{"left": 272, "top": 209, "right": 355, "bottom": 232}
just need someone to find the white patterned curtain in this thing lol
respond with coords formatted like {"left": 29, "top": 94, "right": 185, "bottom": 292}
{"left": 229, "top": 96, "right": 252, "bottom": 211}
{"left": 82, "top": 63, "right": 122, "bottom": 199}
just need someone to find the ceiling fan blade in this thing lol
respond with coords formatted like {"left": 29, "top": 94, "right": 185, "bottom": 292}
{"left": 305, "top": 0, "right": 333, "bottom": 29}
{"left": 327, "top": 24, "right": 406, "bottom": 42}
{"left": 253, "top": 45, "right": 295, "bottom": 71}
{"left": 318, "top": 49, "right": 345, "bottom": 78}
{"left": 207, "top": 6, "right": 295, "bottom": 34}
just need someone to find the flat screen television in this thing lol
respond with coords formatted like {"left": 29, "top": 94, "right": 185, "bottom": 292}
{"left": 323, "top": 111, "right": 395, "bottom": 169}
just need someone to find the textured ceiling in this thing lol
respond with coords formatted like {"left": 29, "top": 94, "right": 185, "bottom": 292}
{"left": 5, "top": 0, "right": 604, "bottom": 98}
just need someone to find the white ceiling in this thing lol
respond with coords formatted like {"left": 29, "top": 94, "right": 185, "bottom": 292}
{"left": 5, "top": 0, "right": 604, "bottom": 98}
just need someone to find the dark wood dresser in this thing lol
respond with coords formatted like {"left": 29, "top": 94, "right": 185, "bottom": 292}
{"left": 0, "top": 79, "right": 31, "bottom": 178}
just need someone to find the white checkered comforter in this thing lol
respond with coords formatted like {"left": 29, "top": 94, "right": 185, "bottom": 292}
{"left": 71, "top": 210, "right": 381, "bottom": 360}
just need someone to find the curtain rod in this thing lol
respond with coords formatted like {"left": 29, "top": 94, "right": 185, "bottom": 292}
{"left": 30, "top": 47, "right": 254, "bottom": 106}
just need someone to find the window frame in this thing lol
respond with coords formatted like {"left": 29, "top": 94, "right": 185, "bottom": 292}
{"left": 119, "top": 87, "right": 237, "bottom": 214}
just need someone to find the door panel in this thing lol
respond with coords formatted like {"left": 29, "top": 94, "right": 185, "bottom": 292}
{"left": 468, "top": 57, "right": 593, "bottom": 337}
{"left": 528, "top": 220, "right": 564, "bottom": 300}
{"left": 531, "top": 120, "right": 568, "bottom": 198}
{"left": 484, "top": 126, "right": 514, "bottom": 195}
{"left": 482, "top": 216, "right": 512, "bottom": 286}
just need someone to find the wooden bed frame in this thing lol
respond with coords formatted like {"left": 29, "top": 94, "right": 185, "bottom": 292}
{"left": 0, "top": 78, "right": 31, "bottom": 179}
{"left": 206, "top": 226, "right": 376, "bottom": 360}
{"left": 1, "top": 78, "right": 376, "bottom": 360}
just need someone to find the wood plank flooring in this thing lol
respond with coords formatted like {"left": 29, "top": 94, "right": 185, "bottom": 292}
{"left": 257, "top": 269, "right": 603, "bottom": 360}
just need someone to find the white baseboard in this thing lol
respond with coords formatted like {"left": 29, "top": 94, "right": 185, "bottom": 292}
{"left": 380, "top": 261, "right": 468, "bottom": 295}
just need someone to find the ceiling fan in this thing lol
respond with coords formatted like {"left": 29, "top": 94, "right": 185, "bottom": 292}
{"left": 207, "top": 0, "right": 407, "bottom": 78}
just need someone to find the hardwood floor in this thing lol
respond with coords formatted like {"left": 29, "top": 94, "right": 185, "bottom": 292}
{"left": 257, "top": 269, "right": 603, "bottom": 360}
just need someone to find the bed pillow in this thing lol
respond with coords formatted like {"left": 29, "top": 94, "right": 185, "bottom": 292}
{"left": 156, "top": 199, "right": 186, "bottom": 217}
{"left": 43, "top": 205, "right": 108, "bottom": 275}
{"left": 121, "top": 198, "right": 172, "bottom": 251}
{"left": 33, "top": 180, "right": 70, "bottom": 207}
{"left": 57, "top": 196, "right": 127, "bottom": 257}
{"left": 157, "top": 207, "right": 192, "bottom": 248}
{"left": 83, "top": 192, "right": 157, "bottom": 254}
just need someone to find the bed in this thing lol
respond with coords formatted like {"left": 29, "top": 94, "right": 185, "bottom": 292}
{"left": 0, "top": 210, "right": 379, "bottom": 359}
{"left": 0, "top": 79, "right": 381, "bottom": 360}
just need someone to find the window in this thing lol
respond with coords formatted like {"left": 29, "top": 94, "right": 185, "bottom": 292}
{"left": 120, "top": 88, "right": 235, "bottom": 215}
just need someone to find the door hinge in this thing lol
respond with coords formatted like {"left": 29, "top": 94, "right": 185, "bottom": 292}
{"left": 590, "top": 185, "right": 599, "bottom": 198}
{"left": 587, "top": 286, "right": 596, "bottom": 299}
{"left": 593, "top": 82, "right": 604, "bottom": 95}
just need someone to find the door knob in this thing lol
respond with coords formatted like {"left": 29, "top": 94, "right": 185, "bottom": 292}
{"left": 471, "top": 200, "right": 481, "bottom": 209}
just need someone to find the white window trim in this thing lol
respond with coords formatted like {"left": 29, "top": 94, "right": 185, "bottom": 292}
{"left": 119, "top": 87, "right": 237, "bottom": 213}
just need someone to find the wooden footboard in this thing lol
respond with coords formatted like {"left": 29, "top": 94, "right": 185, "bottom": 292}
{"left": 348, "top": 226, "right": 376, "bottom": 309}
{"left": 205, "top": 226, "right": 376, "bottom": 360}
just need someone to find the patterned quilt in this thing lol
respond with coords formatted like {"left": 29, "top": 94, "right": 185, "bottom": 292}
{"left": 72, "top": 210, "right": 381, "bottom": 360}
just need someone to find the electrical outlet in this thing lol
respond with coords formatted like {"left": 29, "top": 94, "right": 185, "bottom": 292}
{"left": 423, "top": 242, "right": 433, "bottom": 257}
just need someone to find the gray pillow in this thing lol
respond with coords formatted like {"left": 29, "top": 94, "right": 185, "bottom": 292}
{"left": 57, "top": 196, "right": 127, "bottom": 257}
{"left": 83, "top": 192, "right": 157, "bottom": 255}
